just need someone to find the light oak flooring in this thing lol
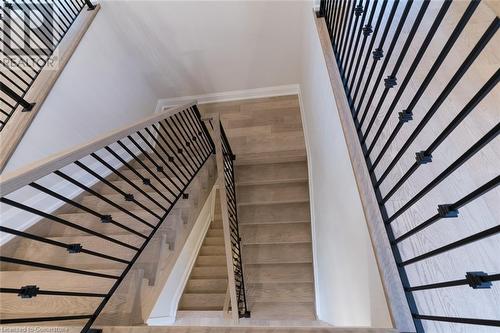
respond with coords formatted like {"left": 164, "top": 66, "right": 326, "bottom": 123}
{"left": 200, "top": 97, "right": 316, "bottom": 321}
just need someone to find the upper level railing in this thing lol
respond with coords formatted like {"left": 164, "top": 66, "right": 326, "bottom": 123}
{"left": 318, "top": 0, "right": 499, "bottom": 332}
{"left": 0, "top": 0, "right": 99, "bottom": 171}
{"left": 206, "top": 113, "right": 250, "bottom": 320}
{"left": 0, "top": 101, "right": 215, "bottom": 332}
{"left": 0, "top": 0, "right": 96, "bottom": 130}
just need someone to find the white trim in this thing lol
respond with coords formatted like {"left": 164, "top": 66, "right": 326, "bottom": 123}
{"left": 297, "top": 86, "right": 321, "bottom": 320}
{"left": 155, "top": 84, "right": 300, "bottom": 111}
{"left": 147, "top": 185, "right": 217, "bottom": 325}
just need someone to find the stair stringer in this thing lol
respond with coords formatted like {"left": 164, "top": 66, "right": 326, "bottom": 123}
{"left": 92, "top": 156, "right": 217, "bottom": 326}
{"left": 145, "top": 184, "right": 218, "bottom": 325}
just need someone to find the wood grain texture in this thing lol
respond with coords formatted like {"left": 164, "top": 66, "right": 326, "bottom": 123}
{"left": 199, "top": 101, "right": 316, "bottom": 322}
{"left": 0, "top": 5, "right": 101, "bottom": 172}
{"left": 314, "top": 14, "right": 415, "bottom": 333}
{"left": 212, "top": 114, "right": 239, "bottom": 322}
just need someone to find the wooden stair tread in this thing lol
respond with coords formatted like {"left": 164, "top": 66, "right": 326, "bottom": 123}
{"left": 246, "top": 282, "right": 314, "bottom": 302}
{"left": 243, "top": 243, "right": 313, "bottom": 265}
{"left": 196, "top": 255, "right": 227, "bottom": 267}
{"left": 237, "top": 182, "right": 309, "bottom": 206}
{"left": 244, "top": 263, "right": 314, "bottom": 283}
{"left": 185, "top": 279, "right": 228, "bottom": 293}
{"left": 239, "top": 201, "right": 311, "bottom": 224}
{"left": 190, "top": 266, "right": 228, "bottom": 279}
{"left": 241, "top": 222, "right": 311, "bottom": 244}
{"left": 179, "top": 293, "right": 225, "bottom": 311}
{"left": 247, "top": 301, "right": 316, "bottom": 321}
{"left": 236, "top": 161, "right": 308, "bottom": 186}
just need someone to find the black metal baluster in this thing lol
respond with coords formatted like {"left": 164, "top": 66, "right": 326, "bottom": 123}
{"left": 347, "top": 0, "right": 377, "bottom": 90}
{"left": 29, "top": 182, "right": 149, "bottom": 239}
{"left": 84, "top": 155, "right": 165, "bottom": 218}
{"left": 393, "top": 175, "right": 500, "bottom": 244}
{"left": 365, "top": 0, "right": 452, "bottom": 157}
{"left": 381, "top": 69, "right": 499, "bottom": 203}
{"left": 185, "top": 108, "right": 212, "bottom": 155}
{"left": 171, "top": 113, "right": 205, "bottom": 165}
{"left": 333, "top": 0, "right": 347, "bottom": 51}
{"left": 177, "top": 111, "right": 209, "bottom": 162}
{"left": 375, "top": 16, "right": 498, "bottom": 186}
{"left": 192, "top": 104, "right": 215, "bottom": 151}
{"left": 351, "top": 0, "right": 388, "bottom": 108}
{"left": 114, "top": 140, "right": 176, "bottom": 204}
{"left": 340, "top": 0, "right": 358, "bottom": 72}
{"left": 354, "top": 0, "right": 399, "bottom": 119}
{"left": 182, "top": 108, "right": 211, "bottom": 157}
{"left": 158, "top": 121, "right": 197, "bottom": 174}
{"left": 0, "top": 197, "right": 139, "bottom": 251}
{"left": 386, "top": 122, "right": 500, "bottom": 224}
{"left": 370, "top": 1, "right": 481, "bottom": 172}
{"left": 337, "top": 0, "right": 353, "bottom": 58}
{"left": 0, "top": 226, "right": 131, "bottom": 264}
{"left": 344, "top": 0, "right": 369, "bottom": 87}
{"left": 143, "top": 126, "right": 191, "bottom": 183}
{"left": 126, "top": 135, "right": 183, "bottom": 193}
{"left": 54, "top": 169, "right": 159, "bottom": 228}
{"left": 136, "top": 130, "right": 188, "bottom": 187}
{"left": 360, "top": 0, "right": 425, "bottom": 141}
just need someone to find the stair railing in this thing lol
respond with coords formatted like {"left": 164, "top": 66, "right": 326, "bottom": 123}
{"left": 0, "top": 101, "right": 215, "bottom": 332}
{"left": 0, "top": 0, "right": 99, "bottom": 171}
{"left": 317, "top": 1, "right": 499, "bottom": 332}
{"left": 204, "top": 113, "right": 249, "bottom": 321}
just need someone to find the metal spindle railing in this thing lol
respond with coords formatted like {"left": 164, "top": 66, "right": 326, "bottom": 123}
{"left": 318, "top": 0, "right": 499, "bottom": 332}
{"left": 0, "top": 0, "right": 96, "bottom": 131}
{"left": 0, "top": 102, "right": 215, "bottom": 332}
{"left": 206, "top": 114, "right": 249, "bottom": 319}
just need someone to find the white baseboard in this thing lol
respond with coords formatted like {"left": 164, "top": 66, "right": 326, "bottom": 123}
{"left": 155, "top": 84, "right": 300, "bottom": 112}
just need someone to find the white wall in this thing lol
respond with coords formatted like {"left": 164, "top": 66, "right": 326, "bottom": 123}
{"left": 297, "top": 3, "right": 392, "bottom": 328}
{"left": 4, "top": 2, "right": 158, "bottom": 172}
{"left": 5, "top": 0, "right": 305, "bottom": 172}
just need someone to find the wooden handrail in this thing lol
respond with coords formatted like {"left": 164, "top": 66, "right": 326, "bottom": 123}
{"left": 211, "top": 113, "right": 239, "bottom": 323}
{"left": 0, "top": 101, "right": 196, "bottom": 197}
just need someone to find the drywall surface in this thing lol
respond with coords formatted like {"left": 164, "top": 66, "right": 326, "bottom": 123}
{"left": 298, "top": 3, "right": 392, "bottom": 328}
{"left": 5, "top": 0, "right": 305, "bottom": 172}
{"left": 4, "top": 2, "right": 158, "bottom": 172}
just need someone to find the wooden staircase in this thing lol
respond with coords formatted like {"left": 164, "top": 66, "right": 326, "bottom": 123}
{"left": 194, "top": 96, "right": 316, "bottom": 322}
{"left": 179, "top": 190, "right": 228, "bottom": 312}
{"left": 237, "top": 160, "right": 315, "bottom": 320}
{"left": 0, "top": 153, "right": 216, "bottom": 326}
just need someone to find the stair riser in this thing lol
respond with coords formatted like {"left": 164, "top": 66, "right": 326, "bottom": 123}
{"left": 238, "top": 182, "right": 309, "bottom": 205}
{"left": 239, "top": 202, "right": 311, "bottom": 224}
{"left": 241, "top": 223, "right": 311, "bottom": 244}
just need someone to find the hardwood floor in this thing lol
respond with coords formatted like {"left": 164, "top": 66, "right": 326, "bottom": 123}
{"left": 199, "top": 96, "right": 316, "bottom": 321}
